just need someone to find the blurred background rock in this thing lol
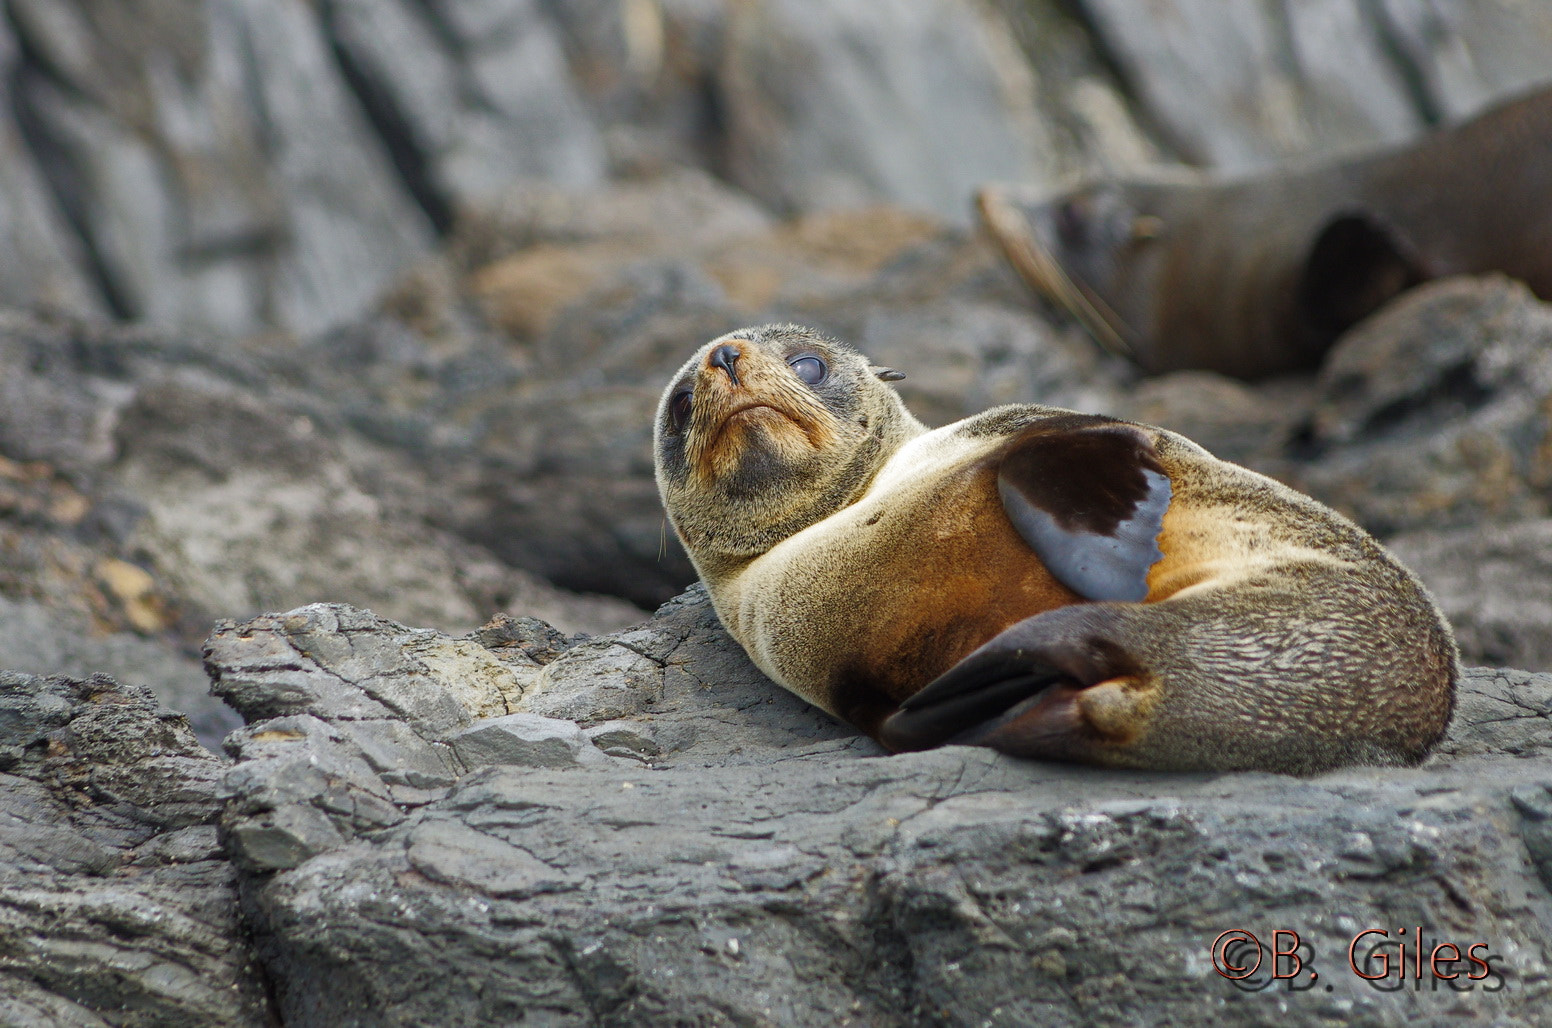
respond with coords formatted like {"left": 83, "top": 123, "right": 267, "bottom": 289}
{"left": 1, "top": 0, "right": 1550, "bottom": 746}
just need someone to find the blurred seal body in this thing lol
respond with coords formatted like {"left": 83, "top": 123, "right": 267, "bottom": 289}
{"left": 979, "top": 86, "right": 1552, "bottom": 379}
{"left": 654, "top": 325, "right": 1457, "bottom": 773}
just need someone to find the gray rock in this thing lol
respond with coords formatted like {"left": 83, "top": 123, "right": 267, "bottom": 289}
{"left": 856, "top": 299, "right": 1121, "bottom": 427}
{"left": 190, "top": 588, "right": 1552, "bottom": 1026}
{"left": 206, "top": 603, "right": 535, "bottom": 731}
{"left": 988, "top": 0, "right": 1164, "bottom": 179}
{"left": 0, "top": 671, "right": 270, "bottom": 1026}
{"left": 1080, "top": 0, "right": 1424, "bottom": 170}
{"left": 205, "top": 602, "right": 602, "bottom": 869}
{"left": 451, "top": 713, "right": 614, "bottom": 769}
{"left": 584, "top": 719, "right": 664, "bottom": 760}
{"left": 0, "top": 594, "right": 240, "bottom": 751}
{"left": 232, "top": 674, "right": 1552, "bottom": 1026}
{"left": 0, "top": 23, "right": 100, "bottom": 318}
{"left": 1440, "top": 666, "right": 1552, "bottom": 759}
{"left": 9, "top": 0, "right": 435, "bottom": 336}
{"left": 0, "top": 310, "right": 641, "bottom": 733}
{"left": 1287, "top": 276, "right": 1552, "bottom": 536}
{"left": 523, "top": 586, "right": 861, "bottom": 759}
{"left": 1075, "top": 0, "right": 1552, "bottom": 172}
{"left": 1373, "top": 0, "right": 1552, "bottom": 121}
{"left": 1389, "top": 520, "right": 1552, "bottom": 672}
{"left": 719, "top": 0, "right": 1049, "bottom": 222}
{"left": 324, "top": 0, "right": 606, "bottom": 222}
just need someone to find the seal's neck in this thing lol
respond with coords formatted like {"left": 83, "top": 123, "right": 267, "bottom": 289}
{"left": 688, "top": 404, "right": 927, "bottom": 587}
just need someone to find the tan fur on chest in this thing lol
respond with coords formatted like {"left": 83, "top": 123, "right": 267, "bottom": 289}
{"left": 720, "top": 455, "right": 1079, "bottom": 724}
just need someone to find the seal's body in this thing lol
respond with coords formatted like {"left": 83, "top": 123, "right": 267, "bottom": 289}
{"left": 979, "top": 86, "right": 1552, "bottom": 379}
{"left": 655, "top": 326, "right": 1458, "bottom": 773}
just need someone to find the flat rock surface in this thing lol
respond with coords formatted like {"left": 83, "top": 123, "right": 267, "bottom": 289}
{"left": 200, "top": 596, "right": 1552, "bottom": 1027}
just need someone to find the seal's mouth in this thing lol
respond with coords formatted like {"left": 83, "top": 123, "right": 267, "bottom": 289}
{"left": 689, "top": 391, "right": 833, "bottom": 485}
{"left": 704, "top": 402, "right": 798, "bottom": 451}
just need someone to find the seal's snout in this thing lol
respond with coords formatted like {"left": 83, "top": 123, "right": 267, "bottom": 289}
{"left": 709, "top": 343, "right": 742, "bottom": 386}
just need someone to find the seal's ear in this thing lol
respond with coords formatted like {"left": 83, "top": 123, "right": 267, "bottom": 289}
{"left": 871, "top": 366, "right": 906, "bottom": 381}
{"left": 1299, "top": 211, "right": 1427, "bottom": 339}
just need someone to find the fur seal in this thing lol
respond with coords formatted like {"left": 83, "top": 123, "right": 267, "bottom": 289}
{"left": 978, "top": 86, "right": 1552, "bottom": 379}
{"left": 654, "top": 324, "right": 1458, "bottom": 773}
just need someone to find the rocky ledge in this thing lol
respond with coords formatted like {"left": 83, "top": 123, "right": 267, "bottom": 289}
{"left": 5, "top": 591, "right": 1550, "bottom": 1027}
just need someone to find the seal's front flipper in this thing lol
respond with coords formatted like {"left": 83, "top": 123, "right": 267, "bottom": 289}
{"left": 997, "top": 420, "right": 1171, "bottom": 603}
{"left": 878, "top": 606, "right": 1157, "bottom": 759}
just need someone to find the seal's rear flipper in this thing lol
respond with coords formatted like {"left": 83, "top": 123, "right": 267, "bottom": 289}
{"left": 1299, "top": 211, "right": 1426, "bottom": 340}
{"left": 878, "top": 607, "right": 1155, "bottom": 758}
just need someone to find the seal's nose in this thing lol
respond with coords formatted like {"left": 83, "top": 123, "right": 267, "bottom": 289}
{"left": 709, "top": 344, "right": 742, "bottom": 386}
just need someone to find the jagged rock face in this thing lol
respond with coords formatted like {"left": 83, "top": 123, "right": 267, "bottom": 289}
{"left": 0, "top": 311, "right": 645, "bottom": 748}
{"left": 1079, "top": 0, "right": 1552, "bottom": 170}
{"left": 0, "top": 670, "right": 271, "bottom": 1027}
{"left": 3, "top": 0, "right": 1547, "bottom": 338}
{"left": 196, "top": 598, "right": 1552, "bottom": 1027}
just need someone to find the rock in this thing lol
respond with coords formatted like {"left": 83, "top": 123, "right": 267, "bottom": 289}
{"left": 1105, "top": 371, "right": 1319, "bottom": 468}
{"left": 1439, "top": 666, "right": 1552, "bottom": 759}
{"left": 8, "top": 0, "right": 436, "bottom": 337}
{"left": 1389, "top": 520, "right": 1552, "bottom": 672}
{"left": 206, "top": 604, "right": 535, "bottom": 730}
{"left": 1286, "top": 276, "right": 1552, "bottom": 536}
{"left": 0, "top": 23, "right": 100, "bottom": 318}
{"left": 190, "top": 589, "right": 1552, "bottom": 1026}
{"left": 0, "top": 671, "right": 270, "bottom": 1026}
{"left": 1078, "top": 0, "right": 1425, "bottom": 169}
{"left": 0, "top": 595, "right": 239, "bottom": 752}
{"left": 205, "top": 602, "right": 603, "bottom": 869}
{"left": 584, "top": 719, "right": 664, "bottom": 761}
{"left": 323, "top": 0, "right": 606, "bottom": 224}
{"left": 0, "top": 310, "right": 644, "bottom": 747}
{"left": 20, "top": 572, "right": 1552, "bottom": 1027}
{"left": 1074, "top": 1, "right": 1552, "bottom": 172}
{"left": 450, "top": 713, "right": 614, "bottom": 769}
{"left": 1372, "top": 0, "right": 1552, "bottom": 121}
{"left": 202, "top": 590, "right": 1552, "bottom": 1026}
{"left": 988, "top": 0, "right": 1164, "bottom": 179}
{"left": 460, "top": 166, "right": 772, "bottom": 340}
{"left": 0, "top": 0, "right": 1543, "bottom": 341}
{"left": 718, "top": 0, "right": 1049, "bottom": 222}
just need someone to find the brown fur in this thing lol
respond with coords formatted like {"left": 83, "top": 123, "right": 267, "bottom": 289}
{"left": 980, "top": 86, "right": 1552, "bottom": 379}
{"left": 655, "top": 326, "right": 1459, "bottom": 773}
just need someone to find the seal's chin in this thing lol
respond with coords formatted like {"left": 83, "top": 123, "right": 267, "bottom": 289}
{"left": 696, "top": 404, "right": 821, "bottom": 486}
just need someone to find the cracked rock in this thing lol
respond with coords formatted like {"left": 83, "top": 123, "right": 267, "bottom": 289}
{"left": 450, "top": 712, "right": 615, "bottom": 770}
{"left": 0, "top": 671, "right": 270, "bottom": 1026}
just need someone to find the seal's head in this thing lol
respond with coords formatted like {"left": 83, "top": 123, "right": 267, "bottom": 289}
{"left": 655, "top": 324, "right": 925, "bottom": 579}
{"left": 977, "top": 179, "right": 1189, "bottom": 367}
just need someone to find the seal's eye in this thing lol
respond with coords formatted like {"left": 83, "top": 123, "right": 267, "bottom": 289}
{"left": 669, "top": 388, "right": 693, "bottom": 433}
{"left": 788, "top": 355, "right": 827, "bottom": 386}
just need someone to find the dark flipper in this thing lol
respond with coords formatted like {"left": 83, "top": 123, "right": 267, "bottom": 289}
{"left": 879, "top": 606, "right": 1141, "bottom": 755}
{"left": 1299, "top": 210, "right": 1425, "bottom": 341}
{"left": 996, "top": 421, "right": 1171, "bottom": 603}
